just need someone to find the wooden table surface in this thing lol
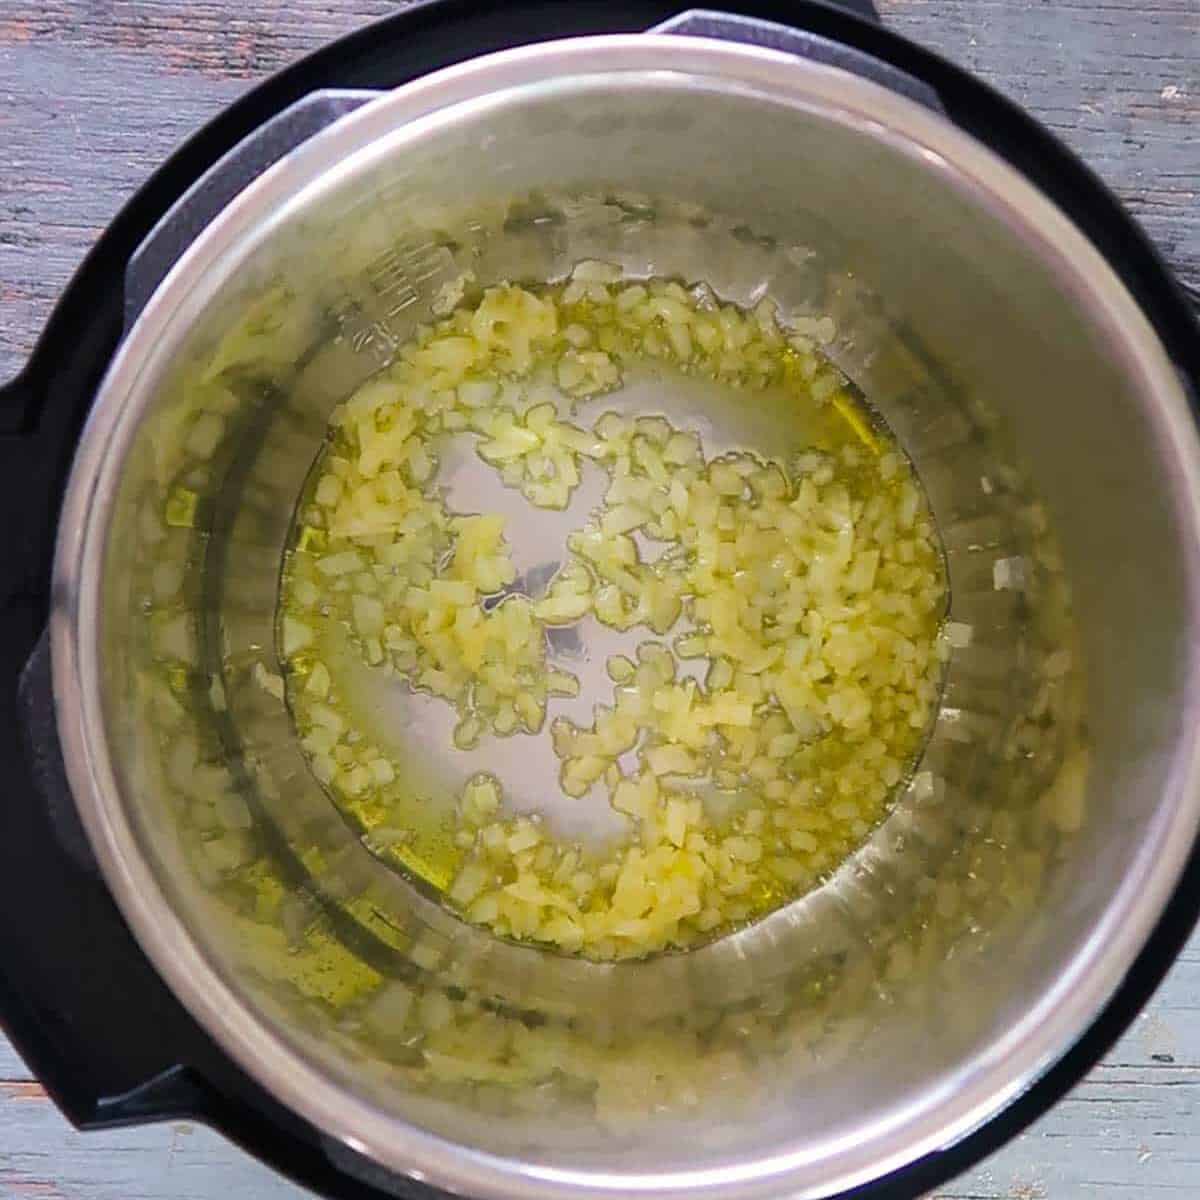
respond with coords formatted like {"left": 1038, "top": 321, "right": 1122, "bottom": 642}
{"left": 1, "top": 1, "right": 1198, "bottom": 1197}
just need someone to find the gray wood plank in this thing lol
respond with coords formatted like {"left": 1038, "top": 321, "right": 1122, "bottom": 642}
{"left": 0, "top": 0, "right": 398, "bottom": 385}
{"left": 0, "top": 1039, "right": 307, "bottom": 1198}
{"left": 0, "top": 1097, "right": 303, "bottom": 1200}
{"left": 0, "top": 1037, "right": 31, "bottom": 1079}
{"left": 880, "top": 0, "right": 1200, "bottom": 292}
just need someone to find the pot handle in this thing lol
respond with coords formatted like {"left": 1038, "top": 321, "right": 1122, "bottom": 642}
{"left": 4, "top": 631, "right": 446, "bottom": 1190}
{"left": 0, "top": 90, "right": 387, "bottom": 1134}
{"left": 0, "top": 634, "right": 223, "bottom": 1129}
{"left": 124, "top": 88, "right": 382, "bottom": 329}
{"left": 0, "top": 76, "right": 408, "bottom": 1173}
{"left": 649, "top": 7, "right": 945, "bottom": 113}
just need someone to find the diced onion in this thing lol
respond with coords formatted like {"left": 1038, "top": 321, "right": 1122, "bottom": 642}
{"left": 279, "top": 273, "right": 947, "bottom": 960}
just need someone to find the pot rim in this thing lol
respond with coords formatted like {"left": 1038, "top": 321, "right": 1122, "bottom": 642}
{"left": 50, "top": 32, "right": 1200, "bottom": 1200}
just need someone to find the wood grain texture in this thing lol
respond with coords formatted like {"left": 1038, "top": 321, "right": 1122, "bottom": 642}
{"left": 1, "top": 1, "right": 1198, "bottom": 1198}
{"left": 882, "top": 0, "right": 1200, "bottom": 300}
{"left": 0, "top": 0, "right": 399, "bottom": 386}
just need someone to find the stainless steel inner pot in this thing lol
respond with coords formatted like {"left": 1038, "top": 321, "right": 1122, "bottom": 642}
{"left": 51, "top": 32, "right": 1200, "bottom": 1200}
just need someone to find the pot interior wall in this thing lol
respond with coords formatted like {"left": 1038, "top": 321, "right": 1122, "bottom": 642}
{"left": 85, "top": 64, "right": 1197, "bottom": 1186}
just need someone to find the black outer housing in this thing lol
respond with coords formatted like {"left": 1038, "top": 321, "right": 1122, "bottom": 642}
{"left": 0, "top": 1, "right": 1197, "bottom": 1197}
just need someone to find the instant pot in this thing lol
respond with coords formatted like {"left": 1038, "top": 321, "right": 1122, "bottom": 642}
{"left": 3, "top": 1, "right": 1200, "bottom": 1198}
